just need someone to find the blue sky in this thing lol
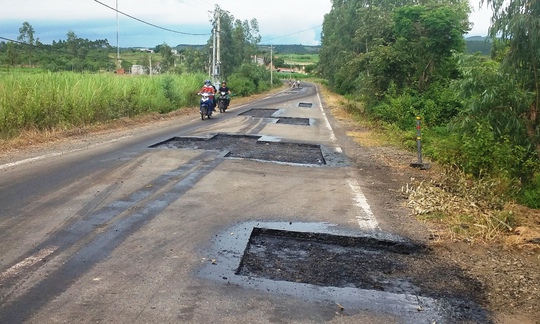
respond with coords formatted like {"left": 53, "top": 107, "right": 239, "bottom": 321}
{"left": 0, "top": 0, "right": 491, "bottom": 48}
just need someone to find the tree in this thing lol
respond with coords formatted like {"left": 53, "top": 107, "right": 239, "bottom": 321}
{"left": 159, "top": 43, "right": 175, "bottom": 73}
{"left": 392, "top": 4, "right": 469, "bottom": 91}
{"left": 17, "top": 22, "right": 35, "bottom": 66}
{"left": 5, "top": 42, "right": 19, "bottom": 70}
{"left": 319, "top": 0, "right": 364, "bottom": 91}
{"left": 183, "top": 48, "right": 206, "bottom": 73}
{"left": 319, "top": 0, "right": 469, "bottom": 95}
{"left": 66, "top": 31, "right": 79, "bottom": 57}
{"left": 481, "top": 0, "right": 540, "bottom": 159}
{"left": 211, "top": 5, "right": 261, "bottom": 79}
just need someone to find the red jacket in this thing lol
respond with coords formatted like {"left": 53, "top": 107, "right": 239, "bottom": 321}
{"left": 200, "top": 85, "right": 215, "bottom": 97}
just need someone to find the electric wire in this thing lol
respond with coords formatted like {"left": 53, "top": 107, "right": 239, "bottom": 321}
{"left": 93, "top": 0, "right": 211, "bottom": 36}
{"left": 178, "top": 0, "right": 212, "bottom": 13}
{"left": 0, "top": 36, "right": 77, "bottom": 56}
{"left": 261, "top": 25, "right": 322, "bottom": 44}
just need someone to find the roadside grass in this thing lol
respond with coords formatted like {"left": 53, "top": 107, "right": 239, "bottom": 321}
{"left": 0, "top": 72, "right": 205, "bottom": 140}
{"left": 0, "top": 81, "right": 287, "bottom": 154}
{"left": 320, "top": 83, "right": 539, "bottom": 247}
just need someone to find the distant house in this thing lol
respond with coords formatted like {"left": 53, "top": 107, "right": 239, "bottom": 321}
{"left": 253, "top": 56, "right": 265, "bottom": 65}
{"left": 276, "top": 68, "right": 294, "bottom": 73}
{"left": 139, "top": 48, "right": 154, "bottom": 54}
{"left": 131, "top": 65, "right": 145, "bottom": 75}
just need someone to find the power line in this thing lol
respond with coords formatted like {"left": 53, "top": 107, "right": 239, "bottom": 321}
{"left": 261, "top": 25, "right": 322, "bottom": 44}
{"left": 0, "top": 36, "right": 75, "bottom": 56}
{"left": 93, "top": 0, "right": 211, "bottom": 36}
{"left": 178, "top": 0, "right": 212, "bottom": 14}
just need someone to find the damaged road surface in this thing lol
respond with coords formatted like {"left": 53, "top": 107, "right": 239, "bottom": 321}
{"left": 0, "top": 84, "right": 490, "bottom": 323}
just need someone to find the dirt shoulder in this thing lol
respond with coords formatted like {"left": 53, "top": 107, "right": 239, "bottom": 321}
{"left": 2, "top": 85, "right": 539, "bottom": 323}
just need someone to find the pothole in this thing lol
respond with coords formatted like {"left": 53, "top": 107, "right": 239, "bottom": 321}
{"left": 239, "top": 109, "right": 310, "bottom": 126}
{"left": 298, "top": 102, "right": 313, "bottom": 108}
{"left": 197, "top": 221, "right": 490, "bottom": 322}
{"left": 236, "top": 227, "right": 421, "bottom": 294}
{"left": 150, "top": 134, "right": 325, "bottom": 165}
{"left": 239, "top": 108, "right": 278, "bottom": 118}
{"left": 275, "top": 117, "right": 310, "bottom": 126}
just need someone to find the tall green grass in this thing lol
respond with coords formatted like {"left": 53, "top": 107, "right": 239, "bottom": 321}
{"left": 0, "top": 72, "right": 205, "bottom": 138}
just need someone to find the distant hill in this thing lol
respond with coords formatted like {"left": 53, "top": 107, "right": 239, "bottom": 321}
{"left": 175, "top": 44, "right": 206, "bottom": 51}
{"left": 466, "top": 36, "right": 488, "bottom": 42}
{"left": 259, "top": 45, "right": 320, "bottom": 54}
{"left": 465, "top": 36, "right": 491, "bottom": 55}
{"left": 174, "top": 40, "right": 488, "bottom": 56}
{"left": 173, "top": 44, "right": 320, "bottom": 55}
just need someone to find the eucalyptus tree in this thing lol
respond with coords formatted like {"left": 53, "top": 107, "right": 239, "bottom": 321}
{"left": 480, "top": 0, "right": 540, "bottom": 159}
{"left": 66, "top": 31, "right": 79, "bottom": 57}
{"left": 320, "top": 0, "right": 469, "bottom": 95}
{"left": 319, "top": 0, "right": 365, "bottom": 93}
{"left": 17, "top": 21, "right": 36, "bottom": 66}
{"left": 158, "top": 43, "right": 176, "bottom": 73}
{"left": 183, "top": 48, "right": 207, "bottom": 74}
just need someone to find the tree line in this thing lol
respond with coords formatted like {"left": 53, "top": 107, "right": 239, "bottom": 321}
{"left": 0, "top": 6, "right": 265, "bottom": 82}
{"left": 0, "top": 22, "right": 114, "bottom": 72}
{"left": 319, "top": 0, "right": 540, "bottom": 207}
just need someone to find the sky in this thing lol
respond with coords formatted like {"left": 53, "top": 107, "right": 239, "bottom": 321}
{"left": 0, "top": 0, "right": 492, "bottom": 48}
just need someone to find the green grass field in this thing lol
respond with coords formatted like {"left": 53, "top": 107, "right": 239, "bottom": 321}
{"left": 0, "top": 71, "right": 205, "bottom": 139}
{"left": 279, "top": 53, "right": 319, "bottom": 65}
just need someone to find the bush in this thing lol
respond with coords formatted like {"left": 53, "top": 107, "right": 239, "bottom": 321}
{"left": 519, "top": 173, "right": 540, "bottom": 209}
{"left": 227, "top": 75, "right": 254, "bottom": 96}
{"left": 227, "top": 63, "right": 273, "bottom": 96}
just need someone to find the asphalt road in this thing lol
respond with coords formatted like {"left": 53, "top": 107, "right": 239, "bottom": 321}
{"left": 0, "top": 84, "right": 446, "bottom": 323}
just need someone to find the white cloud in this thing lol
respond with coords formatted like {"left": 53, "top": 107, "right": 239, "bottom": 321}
{"left": 1, "top": 0, "right": 331, "bottom": 46}
{"left": 1, "top": 0, "right": 493, "bottom": 46}
{"left": 0, "top": 0, "right": 331, "bottom": 46}
{"left": 467, "top": 1, "right": 492, "bottom": 36}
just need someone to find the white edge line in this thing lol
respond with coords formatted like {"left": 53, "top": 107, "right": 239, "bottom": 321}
{"left": 313, "top": 87, "right": 378, "bottom": 230}
{"left": 347, "top": 178, "right": 380, "bottom": 231}
{"left": 316, "top": 90, "right": 338, "bottom": 143}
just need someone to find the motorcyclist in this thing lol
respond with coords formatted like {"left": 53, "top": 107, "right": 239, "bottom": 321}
{"left": 218, "top": 81, "right": 231, "bottom": 109}
{"left": 199, "top": 80, "right": 215, "bottom": 116}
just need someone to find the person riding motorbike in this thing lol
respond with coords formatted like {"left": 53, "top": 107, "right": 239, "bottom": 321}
{"left": 217, "top": 81, "right": 231, "bottom": 110}
{"left": 199, "top": 80, "right": 216, "bottom": 114}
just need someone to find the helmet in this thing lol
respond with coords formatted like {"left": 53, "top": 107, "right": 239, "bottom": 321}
{"left": 204, "top": 79, "right": 211, "bottom": 85}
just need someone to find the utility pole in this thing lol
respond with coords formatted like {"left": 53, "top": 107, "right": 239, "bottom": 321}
{"left": 116, "top": 0, "right": 120, "bottom": 69}
{"left": 211, "top": 18, "right": 216, "bottom": 84}
{"left": 216, "top": 10, "right": 221, "bottom": 83}
{"left": 270, "top": 45, "right": 273, "bottom": 86}
{"left": 209, "top": 8, "right": 221, "bottom": 84}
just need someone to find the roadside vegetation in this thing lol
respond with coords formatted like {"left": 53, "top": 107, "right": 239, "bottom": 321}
{"left": 319, "top": 0, "right": 540, "bottom": 242}
{"left": 0, "top": 72, "right": 206, "bottom": 139}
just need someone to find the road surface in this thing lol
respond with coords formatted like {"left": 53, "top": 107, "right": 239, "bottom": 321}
{"left": 0, "top": 84, "right": 485, "bottom": 323}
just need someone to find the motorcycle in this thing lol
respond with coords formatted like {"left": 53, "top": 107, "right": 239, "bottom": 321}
{"left": 198, "top": 92, "right": 213, "bottom": 120}
{"left": 217, "top": 91, "right": 229, "bottom": 113}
